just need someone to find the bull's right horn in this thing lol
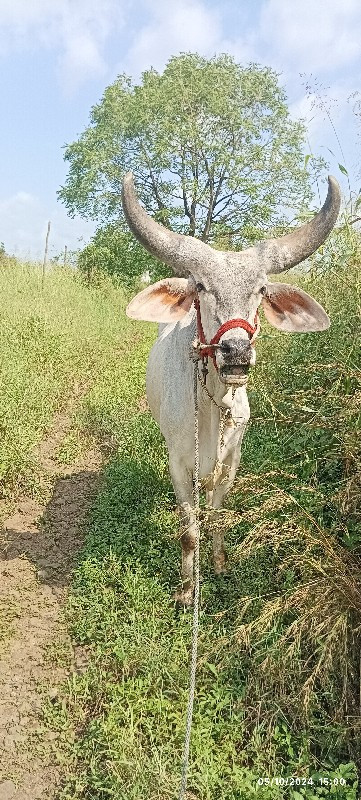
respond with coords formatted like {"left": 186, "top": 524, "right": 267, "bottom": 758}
{"left": 121, "top": 172, "right": 217, "bottom": 278}
{"left": 267, "top": 175, "right": 341, "bottom": 273}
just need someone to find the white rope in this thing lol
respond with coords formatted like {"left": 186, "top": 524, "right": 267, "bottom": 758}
{"left": 178, "top": 362, "right": 201, "bottom": 800}
{"left": 177, "top": 359, "right": 238, "bottom": 798}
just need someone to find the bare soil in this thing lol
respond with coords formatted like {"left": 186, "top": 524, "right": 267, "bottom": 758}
{"left": 0, "top": 399, "right": 102, "bottom": 800}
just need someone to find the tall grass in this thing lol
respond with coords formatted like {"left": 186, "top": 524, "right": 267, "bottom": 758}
{"left": 0, "top": 261, "right": 151, "bottom": 502}
{"left": 1, "top": 249, "right": 359, "bottom": 797}
{"left": 227, "top": 249, "right": 361, "bottom": 777}
{"left": 39, "top": 249, "right": 361, "bottom": 798}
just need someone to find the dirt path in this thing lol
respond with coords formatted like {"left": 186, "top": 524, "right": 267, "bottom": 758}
{"left": 0, "top": 398, "right": 102, "bottom": 800}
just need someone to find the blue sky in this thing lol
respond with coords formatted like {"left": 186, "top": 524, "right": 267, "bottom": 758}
{"left": 0, "top": 0, "right": 360, "bottom": 259}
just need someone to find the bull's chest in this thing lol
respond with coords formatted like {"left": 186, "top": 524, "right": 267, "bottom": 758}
{"left": 198, "top": 391, "right": 249, "bottom": 486}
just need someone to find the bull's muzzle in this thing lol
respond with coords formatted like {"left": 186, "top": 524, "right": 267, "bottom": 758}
{"left": 217, "top": 338, "right": 254, "bottom": 385}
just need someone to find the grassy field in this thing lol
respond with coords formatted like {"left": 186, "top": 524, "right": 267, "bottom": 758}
{"left": 0, "top": 261, "right": 153, "bottom": 504}
{"left": 1, "top": 258, "right": 360, "bottom": 798}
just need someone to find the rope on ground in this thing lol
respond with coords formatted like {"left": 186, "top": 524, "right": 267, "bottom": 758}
{"left": 177, "top": 361, "right": 201, "bottom": 800}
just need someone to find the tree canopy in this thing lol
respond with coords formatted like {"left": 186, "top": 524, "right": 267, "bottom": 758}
{"left": 59, "top": 53, "right": 321, "bottom": 251}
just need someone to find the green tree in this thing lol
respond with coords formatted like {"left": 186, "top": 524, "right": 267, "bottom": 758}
{"left": 77, "top": 226, "right": 165, "bottom": 286}
{"left": 59, "top": 52, "right": 321, "bottom": 253}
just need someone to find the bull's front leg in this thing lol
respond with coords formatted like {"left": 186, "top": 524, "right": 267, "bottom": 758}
{"left": 206, "top": 425, "right": 246, "bottom": 574}
{"left": 177, "top": 501, "right": 197, "bottom": 606}
{"left": 206, "top": 470, "right": 236, "bottom": 576}
{"left": 169, "top": 455, "right": 197, "bottom": 607}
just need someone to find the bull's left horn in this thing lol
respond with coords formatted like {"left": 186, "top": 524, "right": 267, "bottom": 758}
{"left": 121, "top": 172, "right": 217, "bottom": 277}
{"left": 267, "top": 175, "right": 341, "bottom": 273}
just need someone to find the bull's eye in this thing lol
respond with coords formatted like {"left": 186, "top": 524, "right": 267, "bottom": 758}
{"left": 260, "top": 285, "right": 267, "bottom": 296}
{"left": 196, "top": 282, "right": 205, "bottom": 292}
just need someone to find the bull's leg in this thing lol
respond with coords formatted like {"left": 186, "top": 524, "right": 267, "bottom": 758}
{"left": 177, "top": 501, "right": 197, "bottom": 605}
{"left": 211, "top": 511, "right": 227, "bottom": 574}
{"left": 206, "top": 493, "right": 227, "bottom": 574}
{"left": 169, "top": 457, "right": 196, "bottom": 606}
{"left": 206, "top": 448, "right": 241, "bottom": 574}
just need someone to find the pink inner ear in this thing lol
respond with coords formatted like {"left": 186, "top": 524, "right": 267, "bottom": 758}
{"left": 126, "top": 278, "right": 195, "bottom": 322}
{"left": 262, "top": 283, "right": 330, "bottom": 333}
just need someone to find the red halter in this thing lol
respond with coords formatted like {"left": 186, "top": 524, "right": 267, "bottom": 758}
{"left": 194, "top": 297, "right": 259, "bottom": 369}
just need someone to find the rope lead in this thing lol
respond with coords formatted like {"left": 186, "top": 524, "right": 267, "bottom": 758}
{"left": 178, "top": 362, "right": 201, "bottom": 800}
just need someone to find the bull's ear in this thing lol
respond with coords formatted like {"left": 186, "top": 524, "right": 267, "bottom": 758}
{"left": 262, "top": 282, "right": 330, "bottom": 332}
{"left": 126, "top": 278, "right": 195, "bottom": 322}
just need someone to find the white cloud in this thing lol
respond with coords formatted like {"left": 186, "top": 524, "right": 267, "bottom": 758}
{"left": 289, "top": 80, "right": 354, "bottom": 138}
{"left": 259, "top": 0, "right": 361, "bottom": 74}
{"left": 219, "top": 38, "right": 258, "bottom": 66}
{"left": 287, "top": 80, "right": 360, "bottom": 190}
{"left": 0, "top": 0, "right": 125, "bottom": 89}
{"left": 124, "top": 0, "right": 223, "bottom": 76}
{"left": 58, "top": 32, "right": 107, "bottom": 90}
{"left": 288, "top": 92, "right": 339, "bottom": 143}
{"left": 0, "top": 191, "right": 94, "bottom": 259}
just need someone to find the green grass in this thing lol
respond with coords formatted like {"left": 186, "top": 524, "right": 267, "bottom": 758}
{"left": 1, "top": 258, "right": 360, "bottom": 798}
{"left": 41, "top": 258, "right": 360, "bottom": 798}
{"left": 0, "top": 261, "right": 152, "bottom": 502}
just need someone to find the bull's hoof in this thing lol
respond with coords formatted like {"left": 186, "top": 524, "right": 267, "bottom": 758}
{"left": 173, "top": 588, "right": 194, "bottom": 608}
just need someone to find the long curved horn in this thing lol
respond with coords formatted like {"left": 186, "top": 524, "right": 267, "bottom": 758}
{"left": 266, "top": 176, "right": 341, "bottom": 273}
{"left": 121, "top": 172, "right": 217, "bottom": 277}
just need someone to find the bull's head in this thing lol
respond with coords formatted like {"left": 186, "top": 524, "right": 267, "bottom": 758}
{"left": 123, "top": 173, "right": 340, "bottom": 383}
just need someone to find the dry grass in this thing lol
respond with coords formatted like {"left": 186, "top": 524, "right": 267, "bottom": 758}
{"left": 236, "top": 504, "right": 361, "bottom": 716}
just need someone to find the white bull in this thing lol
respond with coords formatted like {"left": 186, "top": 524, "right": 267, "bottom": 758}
{"left": 123, "top": 173, "right": 340, "bottom": 605}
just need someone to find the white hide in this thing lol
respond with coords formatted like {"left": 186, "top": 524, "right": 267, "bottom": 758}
{"left": 146, "top": 309, "right": 250, "bottom": 604}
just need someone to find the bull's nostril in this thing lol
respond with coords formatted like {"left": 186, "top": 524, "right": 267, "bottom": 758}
{"left": 220, "top": 341, "right": 231, "bottom": 353}
{"left": 220, "top": 338, "right": 252, "bottom": 361}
